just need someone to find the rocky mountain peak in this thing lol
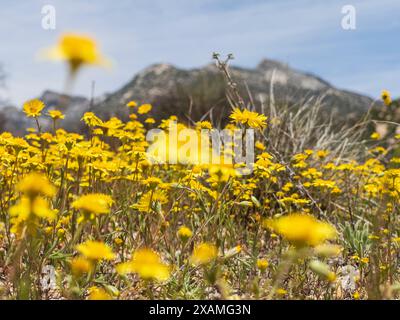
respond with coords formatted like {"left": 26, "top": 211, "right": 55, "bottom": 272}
{"left": 257, "top": 58, "right": 289, "bottom": 71}
{"left": 0, "top": 58, "right": 375, "bottom": 134}
{"left": 87, "top": 58, "right": 373, "bottom": 125}
{"left": 142, "top": 63, "right": 177, "bottom": 75}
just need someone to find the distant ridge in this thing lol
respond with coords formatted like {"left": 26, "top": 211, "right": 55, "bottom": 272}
{"left": 90, "top": 58, "right": 373, "bottom": 124}
{"left": 0, "top": 58, "right": 375, "bottom": 134}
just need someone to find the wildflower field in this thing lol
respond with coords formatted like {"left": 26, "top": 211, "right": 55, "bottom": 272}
{"left": 0, "top": 34, "right": 399, "bottom": 301}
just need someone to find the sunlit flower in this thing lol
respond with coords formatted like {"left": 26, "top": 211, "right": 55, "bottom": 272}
{"left": 353, "top": 291, "right": 360, "bottom": 300}
{"left": 9, "top": 197, "right": 56, "bottom": 222}
{"left": 264, "top": 214, "right": 336, "bottom": 247}
{"left": 9, "top": 196, "right": 57, "bottom": 236}
{"left": 23, "top": 99, "right": 45, "bottom": 117}
{"left": 42, "top": 33, "right": 111, "bottom": 74}
{"left": 114, "top": 238, "right": 123, "bottom": 246}
{"left": 208, "top": 159, "right": 237, "bottom": 183}
{"left": 381, "top": 89, "right": 392, "bottom": 106}
{"left": 195, "top": 121, "right": 212, "bottom": 130}
{"left": 81, "top": 112, "right": 103, "bottom": 127}
{"left": 190, "top": 243, "right": 218, "bottom": 266}
{"left": 224, "top": 245, "right": 242, "bottom": 259}
{"left": 126, "top": 100, "right": 138, "bottom": 108}
{"left": 177, "top": 226, "right": 193, "bottom": 241}
{"left": 316, "top": 150, "right": 329, "bottom": 159}
{"left": 370, "top": 132, "right": 380, "bottom": 140}
{"left": 70, "top": 257, "right": 93, "bottom": 277}
{"left": 257, "top": 259, "right": 269, "bottom": 272}
{"left": 309, "top": 260, "right": 336, "bottom": 282}
{"left": 131, "top": 190, "right": 167, "bottom": 213}
{"left": 255, "top": 141, "right": 266, "bottom": 151}
{"left": 88, "top": 286, "right": 112, "bottom": 300}
{"left": 17, "top": 173, "right": 56, "bottom": 198}
{"left": 230, "top": 108, "right": 267, "bottom": 130}
{"left": 48, "top": 109, "right": 65, "bottom": 120}
{"left": 314, "top": 244, "right": 342, "bottom": 257}
{"left": 116, "top": 248, "right": 170, "bottom": 281}
{"left": 276, "top": 288, "right": 287, "bottom": 296}
{"left": 76, "top": 240, "right": 116, "bottom": 261}
{"left": 72, "top": 194, "right": 113, "bottom": 220}
{"left": 138, "top": 103, "right": 152, "bottom": 114}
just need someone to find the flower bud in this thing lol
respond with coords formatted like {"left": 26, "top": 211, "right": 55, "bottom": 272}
{"left": 314, "top": 244, "right": 342, "bottom": 257}
{"left": 309, "top": 260, "right": 336, "bottom": 282}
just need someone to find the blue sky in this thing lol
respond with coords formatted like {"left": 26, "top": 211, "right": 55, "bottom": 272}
{"left": 0, "top": 0, "right": 399, "bottom": 106}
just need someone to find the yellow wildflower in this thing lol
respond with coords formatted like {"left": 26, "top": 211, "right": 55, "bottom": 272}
{"left": 195, "top": 121, "right": 212, "bottom": 130}
{"left": 190, "top": 243, "right": 218, "bottom": 266}
{"left": 88, "top": 286, "right": 112, "bottom": 300}
{"left": 177, "top": 226, "right": 193, "bottom": 241}
{"left": 70, "top": 257, "right": 93, "bottom": 277}
{"left": 76, "top": 240, "right": 116, "bottom": 261}
{"left": 72, "top": 194, "right": 113, "bottom": 219}
{"left": 138, "top": 104, "right": 152, "bottom": 114}
{"left": 370, "top": 132, "right": 380, "bottom": 140}
{"left": 48, "top": 110, "right": 65, "bottom": 120}
{"left": 43, "top": 33, "right": 111, "bottom": 74}
{"left": 360, "top": 257, "right": 369, "bottom": 264}
{"left": 81, "top": 112, "right": 103, "bottom": 127}
{"left": 381, "top": 90, "right": 392, "bottom": 106}
{"left": 23, "top": 99, "right": 45, "bottom": 117}
{"left": 257, "top": 259, "right": 269, "bottom": 272}
{"left": 126, "top": 100, "right": 138, "bottom": 108}
{"left": 17, "top": 173, "right": 56, "bottom": 198}
{"left": 316, "top": 150, "right": 329, "bottom": 159}
{"left": 255, "top": 141, "right": 266, "bottom": 151}
{"left": 276, "top": 288, "right": 287, "bottom": 296}
{"left": 131, "top": 190, "right": 167, "bottom": 213}
{"left": 9, "top": 196, "right": 57, "bottom": 234}
{"left": 264, "top": 214, "right": 336, "bottom": 247}
{"left": 114, "top": 238, "right": 123, "bottom": 246}
{"left": 116, "top": 248, "right": 170, "bottom": 282}
{"left": 230, "top": 108, "right": 267, "bottom": 130}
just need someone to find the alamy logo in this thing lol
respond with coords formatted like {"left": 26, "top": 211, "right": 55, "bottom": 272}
{"left": 41, "top": 5, "right": 56, "bottom": 30}
{"left": 341, "top": 5, "right": 356, "bottom": 30}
